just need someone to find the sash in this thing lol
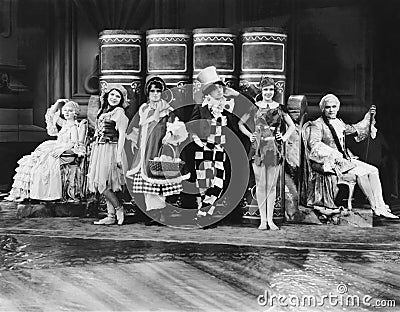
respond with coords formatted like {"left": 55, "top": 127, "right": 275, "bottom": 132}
{"left": 321, "top": 115, "right": 350, "bottom": 160}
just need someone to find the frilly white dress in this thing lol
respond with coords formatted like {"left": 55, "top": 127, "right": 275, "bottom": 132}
{"left": 7, "top": 109, "right": 78, "bottom": 201}
{"left": 87, "top": 107, "right": 128, "bottom": 194}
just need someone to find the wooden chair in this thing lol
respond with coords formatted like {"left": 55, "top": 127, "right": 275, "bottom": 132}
{"left": 301, "top": 121, "right": 356, "bottom": 210}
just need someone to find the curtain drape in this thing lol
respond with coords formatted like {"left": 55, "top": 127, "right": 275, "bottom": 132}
{"left": 72, "top": 0, "right": 153, "bottom": 31}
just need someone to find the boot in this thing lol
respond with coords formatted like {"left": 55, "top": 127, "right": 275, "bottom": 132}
{"left": 115, "top": 206, "right": 125, "bottom": 225}
{"left": 93, "top": 213, "right": 116, "bottom": 225}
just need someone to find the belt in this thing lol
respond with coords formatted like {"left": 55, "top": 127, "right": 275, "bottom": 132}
{"left": 97, "top": 136, "right": 118, "bottom": 144}
{"left": 256, "top": 125, "right": 276, "bottom": 131}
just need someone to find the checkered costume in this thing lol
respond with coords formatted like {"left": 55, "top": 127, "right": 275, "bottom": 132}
{"left": 195, "top": 116, "right": 227, "bottom": 216}
{"left": 131, "top": 173, "right": 183, "bottom": 196}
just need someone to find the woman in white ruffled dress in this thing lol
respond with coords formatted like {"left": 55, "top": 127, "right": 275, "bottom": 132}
{"left": 6, "top": 99, "right": 80, "bottom": 202}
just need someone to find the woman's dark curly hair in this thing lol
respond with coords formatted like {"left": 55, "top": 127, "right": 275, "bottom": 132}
{"left": 97, "top": 88, "right": 125, "bottom": 118}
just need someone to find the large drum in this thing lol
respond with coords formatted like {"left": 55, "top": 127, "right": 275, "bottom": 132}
{"left": 192, "top": 28, "right": 238, "bottom": 103}
{"left": 99, "top": 30, "right": 144, "bottom": 120}
{"left": 240, "top": 27, "right": 287, "bottom": 104}
{"left": 146, "top": 29, "right": 192, "bottom": 121}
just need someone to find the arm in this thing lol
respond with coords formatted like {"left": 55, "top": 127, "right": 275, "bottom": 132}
{"left": 115, "top": 110, "right": 129, "bottom": 166}
{"left": 308, "top": 121, "right": 323, "bottom": 150}
{"left": 281, "top": 113, "right": 296, "bottom": 142}
{"left": 50, "top": 99, "right": 67, "bottom": 127}
{"left": 187, "top": 104, "right": 203, "bottom": 145}
{"left": 45, "top": 99, "right": 67, "bottom": 136}
{"left": 238, "top": 113, "right": 255, "bottom": 142}
{"left": 347, "top": 106, "right": 377, "bottom": 142}
{"left": 125, "top": 107, "right": 140, "bottom": 149}
{"left": 70, "top": 125, "right": 78, "bottom": 144}
{"left": 116, "top": 111, "right": 129, "bottom": 167}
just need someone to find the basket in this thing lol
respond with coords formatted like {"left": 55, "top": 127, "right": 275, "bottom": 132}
{"left": 148, "top": 144, "right": 185, "bottom": 178}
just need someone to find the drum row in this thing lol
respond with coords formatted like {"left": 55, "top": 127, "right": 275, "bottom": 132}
{"left": 98, "top": 27, "right": 287, "bottom": 116}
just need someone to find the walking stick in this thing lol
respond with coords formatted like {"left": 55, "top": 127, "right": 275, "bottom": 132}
{"left": 364, "top": 106, "right": 375, "bottom": 161}
{"left": 280, "top": 141, "right": 286, "bottom": 216}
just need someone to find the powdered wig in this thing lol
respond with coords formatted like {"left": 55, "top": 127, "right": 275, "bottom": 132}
{"left": 319, "top": 94, "right": 340, "bottom": 111}
{"left": 63, "top": 100, "right": 80, "bottom": 117}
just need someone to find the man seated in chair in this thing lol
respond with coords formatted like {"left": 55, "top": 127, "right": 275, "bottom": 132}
{"left": 307, "top": 94, "right": 398, "bottom": 219}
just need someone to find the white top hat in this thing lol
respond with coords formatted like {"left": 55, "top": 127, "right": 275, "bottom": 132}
{"left": 197, "top": 66, "right": 225, "bottom": 93}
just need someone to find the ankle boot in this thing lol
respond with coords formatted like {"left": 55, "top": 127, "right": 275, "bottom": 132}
{"left": 115, "top": 206, "right": 125, "bottom": 225}
{"left": 94, "top": 213, "right": 116, "bottom": 225}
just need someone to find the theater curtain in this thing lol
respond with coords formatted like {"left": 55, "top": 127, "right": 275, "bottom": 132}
{"left": 72, "top": 0, "right": 153, "bottom": 30}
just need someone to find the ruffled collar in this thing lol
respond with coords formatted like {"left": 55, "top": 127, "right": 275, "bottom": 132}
{"left": 139, "top": 99, "right": 172, "bottom": 126}
{"left": 98, "top": 107, "right": 122, "bottom": 121}
{"left": 202, "top": 95, "right": 227, "bottom": 118}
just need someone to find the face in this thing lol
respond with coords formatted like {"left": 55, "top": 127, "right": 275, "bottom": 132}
{"left": 108, "top": 89, "right": 122, "bottom": 106}
{"left": 323, "top": 99, "right": 340, "bottom": 119}
{"left": 62, "top": 103, "right": 76, "bottom": 120}
{"left": 261, "top": 85, "right": 275, "bottom": 102}
{"left": 208, "top": 84, "right": 224, "bottom": 100}
{"left": 148, "top": 84, "right": 162, "bottom": 103}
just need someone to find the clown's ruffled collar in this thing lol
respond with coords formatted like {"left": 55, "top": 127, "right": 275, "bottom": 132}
{"left": 202, "top": 95, "right": 235, "bottom": 118}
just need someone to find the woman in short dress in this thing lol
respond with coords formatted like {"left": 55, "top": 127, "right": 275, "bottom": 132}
{"left": 239, "top": 77, "right": 295, "bottom": 230}
{"left": 88, "top": 84, "right": 129, "bottom": 225}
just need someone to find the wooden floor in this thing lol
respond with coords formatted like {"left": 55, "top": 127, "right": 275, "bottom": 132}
{"left": 1, "top": 200, "right": 400, "bottom": 311}
{"left": 1, "top": 246, "right": 399, "bottom": 311}
{"left": 0, "top": 261, "right": 262, "bottom": 312}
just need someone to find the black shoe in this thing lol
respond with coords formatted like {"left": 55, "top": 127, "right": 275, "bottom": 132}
{"left": 145, "top": 219, "right": 164, "bottom": 226}
{"left": 194, "top": 216, "right": 217, "bottom": 229}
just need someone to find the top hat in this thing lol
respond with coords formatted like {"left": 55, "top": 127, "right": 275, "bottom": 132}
{"left": 145, "top": 75, "right": 167, "bottom": 96}
{"left": 100, "top": 82, "right": 130, "bottom": 108}
{"left": 197, "top": 66, "right": 225, "bottom": 93}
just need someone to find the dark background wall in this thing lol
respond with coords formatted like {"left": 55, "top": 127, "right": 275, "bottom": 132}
{"left": 0, "top": 0, "right": 399, "bottom": 198}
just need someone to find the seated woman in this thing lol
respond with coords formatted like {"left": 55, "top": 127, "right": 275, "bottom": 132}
{"left": 307, "top": 94, "right": 398, "bottom": 219}
{"left": 6, "top": 99, "right": 81, "bottom": 202}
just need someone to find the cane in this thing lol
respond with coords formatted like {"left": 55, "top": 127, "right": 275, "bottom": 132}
{"left": 364, "top": 105, "right": 376, "bottom": 161}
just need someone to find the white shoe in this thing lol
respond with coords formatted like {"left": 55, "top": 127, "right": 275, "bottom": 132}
{"left": 375, "top": 207, "right": 399, "bottom": 219}
{"left": 93, "top": 215, "right": 116, "bottom": 225}
{"left": 115, "top": 206, "right": 124, "bottom": 225}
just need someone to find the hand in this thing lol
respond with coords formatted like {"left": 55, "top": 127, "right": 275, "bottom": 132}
{"left": 369, "top": 105, "right": 376, "bottom": 116}
{"left": 275, "top": 132, "right": 283, "bottom": 143}
{"left": 223, "top": 87, "right": 239, "bottom": 97}
{"left": 116, "top": 156, "right": 122, "bottom": 169}
{"left": 249, "top": 133, "right": 256, "bottom": 143}
{"left": 55, "top": 99, "right": 68, "bottom": 109}
{"left": 193, "top": 135, "right": 205, "bottom": 148}
{"left": 162, "top": 131, "right": 172, "bottom": 145}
